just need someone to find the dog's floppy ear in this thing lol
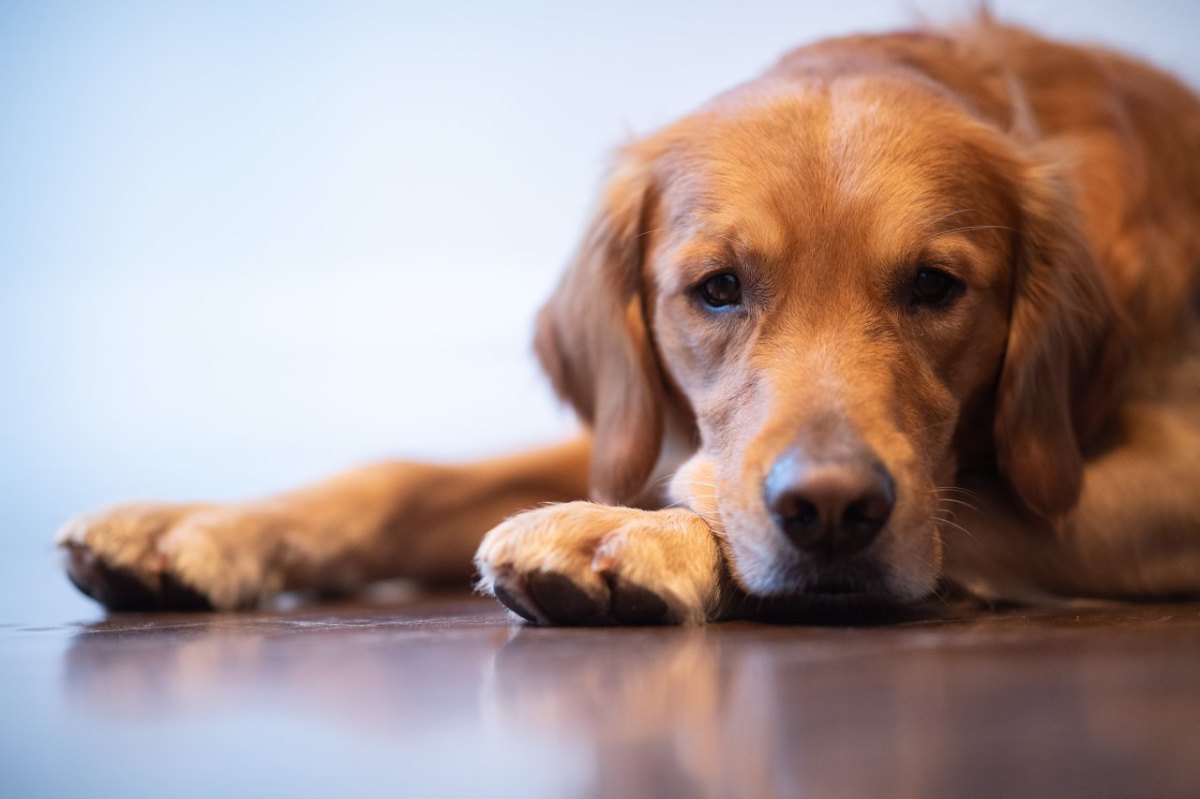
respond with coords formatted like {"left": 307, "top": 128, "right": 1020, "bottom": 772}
{"left": 534, "top": 157, "right": 663, "bottom": 505}
{"left": 994, "top": 159, "right": 1130, "bottom": 522}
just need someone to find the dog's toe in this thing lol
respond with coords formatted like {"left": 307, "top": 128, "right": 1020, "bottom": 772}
{"left": 610, "top": 581, "right": 671, "bottom": 625}
{"left": 63, "top": 541, "right": 214, "bottom": 613}
{"left": 525, "top": 571, "right": 607, "bottom": 625}
{"left": 158, "top": 574, "right": 215, "bottom": 612}
{"left": 63, "top": 543, "right": 160, "bottom": 611}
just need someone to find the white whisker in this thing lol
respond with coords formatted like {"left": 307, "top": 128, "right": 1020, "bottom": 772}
{"left": 933, "top": 515, "right": 978, "bottom": 543}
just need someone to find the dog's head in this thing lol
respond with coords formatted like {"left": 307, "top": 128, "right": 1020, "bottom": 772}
{"left": 535, "top": 54, "right": 1128, "bottom": 603}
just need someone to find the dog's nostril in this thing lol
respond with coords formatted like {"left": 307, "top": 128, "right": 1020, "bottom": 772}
{"left": 795, "top": 501, "right": 819, "bottom": 528}
{"left": 774, "top": 493, "right": 819, "bottom": 528}
{"left": 771, "top": 488, "right": 844, "bottom": 551}
{"left": 841, "top": 495, "right": 890, "bottom": 546}
{"left": 843, "top": 493, "right": 889, "bottom": 529}
{"left": 764, "top": 450, "right": 895, "bottom": 558}
{"left": 843, "top": 501, "right": 870, "bottom": 529}
{"left": 771, "top": 494, "right": 824, "bottom": 548}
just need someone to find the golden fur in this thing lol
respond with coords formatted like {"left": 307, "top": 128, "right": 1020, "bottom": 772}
{"left": 61, "top": 20, "right": 1200, "bottom": 623}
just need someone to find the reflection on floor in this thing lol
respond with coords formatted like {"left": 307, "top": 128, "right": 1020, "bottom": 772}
{"left": 5, "top": 593, "right": 1200, "bottom": 798}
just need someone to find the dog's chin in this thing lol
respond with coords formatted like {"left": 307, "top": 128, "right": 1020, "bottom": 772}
{"left": 744, "top": 578, "right": 920, "bottom": 624}
{"left": 725, "top": 537, "right": 930, "bottom": 622}
{"left": 772, "top": 576, "right": 897, "bottom": 606}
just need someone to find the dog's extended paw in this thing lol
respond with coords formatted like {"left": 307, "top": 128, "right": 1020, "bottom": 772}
{"left": 474, "top": 502, "right": 722, "bottom": 626}
{"left": 58, "top": 503, "right": 214, "bottom": 611}
{"left": 57, "top": 503, "right": 296, "bottom": 612}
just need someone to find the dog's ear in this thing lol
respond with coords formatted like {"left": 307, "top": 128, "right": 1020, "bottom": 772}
{"left": 534, "top": 158, "right": 663, "bottom": 505}
{"left": 994, "top": 159, "right": 1130, "bottom": 522}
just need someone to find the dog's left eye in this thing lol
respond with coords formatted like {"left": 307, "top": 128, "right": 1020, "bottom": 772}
{"left": 698, "top": 272, "right": 742, "bottom": 308}
{"left": 908, "top": 265, "right": 963, "bottom": 309}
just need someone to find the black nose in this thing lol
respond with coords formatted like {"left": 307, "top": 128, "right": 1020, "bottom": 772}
{"left": 764, "top": 450, "right": 895, "bottom": 558}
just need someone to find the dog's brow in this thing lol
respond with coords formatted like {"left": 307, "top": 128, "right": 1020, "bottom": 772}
{"left": 892, "top": 212, "right": 1014, "bottom": 265}
{"left": 669, "top": 237, "right": 737, "bottom": 268}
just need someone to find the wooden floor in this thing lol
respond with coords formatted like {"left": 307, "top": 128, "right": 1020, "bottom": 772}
{"left": 4, "top": 592, "right": 1200, "bottom": 798}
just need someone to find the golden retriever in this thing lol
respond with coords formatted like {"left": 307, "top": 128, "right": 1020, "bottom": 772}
{"left": 59, "top": 18, "right": 1200, "bottom": 624}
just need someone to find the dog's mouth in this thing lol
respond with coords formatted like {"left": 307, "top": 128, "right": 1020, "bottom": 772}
{"left": 797, "top": 557, "right": 885, "bottom": 596}
{"left": 798, "top": 578, "right": 891, "bottom": 607}
{"left": 741, "top": 559, "right": 905, "bottom": 615}
{"left": 804, "top": 586, "right": 879, "bottom": 602}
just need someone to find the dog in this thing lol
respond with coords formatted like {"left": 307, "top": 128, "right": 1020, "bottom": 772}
{"left": 59, "top": 18, "right": 1200, "bottom": 624}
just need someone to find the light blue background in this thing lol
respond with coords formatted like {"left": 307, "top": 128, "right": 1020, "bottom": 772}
{"left": 2, "top": 0, "right": 1197, "bottom": 622}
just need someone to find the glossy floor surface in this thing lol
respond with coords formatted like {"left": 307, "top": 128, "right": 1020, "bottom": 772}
{"left": 3, "top": 591, "right": 1199, "bottom": 799}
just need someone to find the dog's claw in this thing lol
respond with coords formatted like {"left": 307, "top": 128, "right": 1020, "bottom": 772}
{"left": 492, "top": 580, "right": 539, "bottom": 622}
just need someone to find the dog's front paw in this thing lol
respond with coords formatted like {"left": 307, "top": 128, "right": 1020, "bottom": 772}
{"left": 57, "top": 503, "right": 297, "bottom": 612}
{"left": 474, "top": 501, "right": 722, "bottom": 625}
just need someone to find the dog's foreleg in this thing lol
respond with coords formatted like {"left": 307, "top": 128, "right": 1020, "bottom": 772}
{"left": 59, "top": 437, "right": 592, "bottom": 610}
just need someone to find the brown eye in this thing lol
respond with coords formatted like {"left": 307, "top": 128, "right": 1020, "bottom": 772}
{"left": 909, "top": 265, "right": 962, "bottom": 309}
{"left": 698, "top": 272, "right": 742, "bottom": 308}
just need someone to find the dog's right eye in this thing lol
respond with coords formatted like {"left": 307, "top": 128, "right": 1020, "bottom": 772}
{"left": 907, "top": 265, "right": 964, "bottom": 310}
{"left": 697, "top": 272, "right": 742, "bottom": 308}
